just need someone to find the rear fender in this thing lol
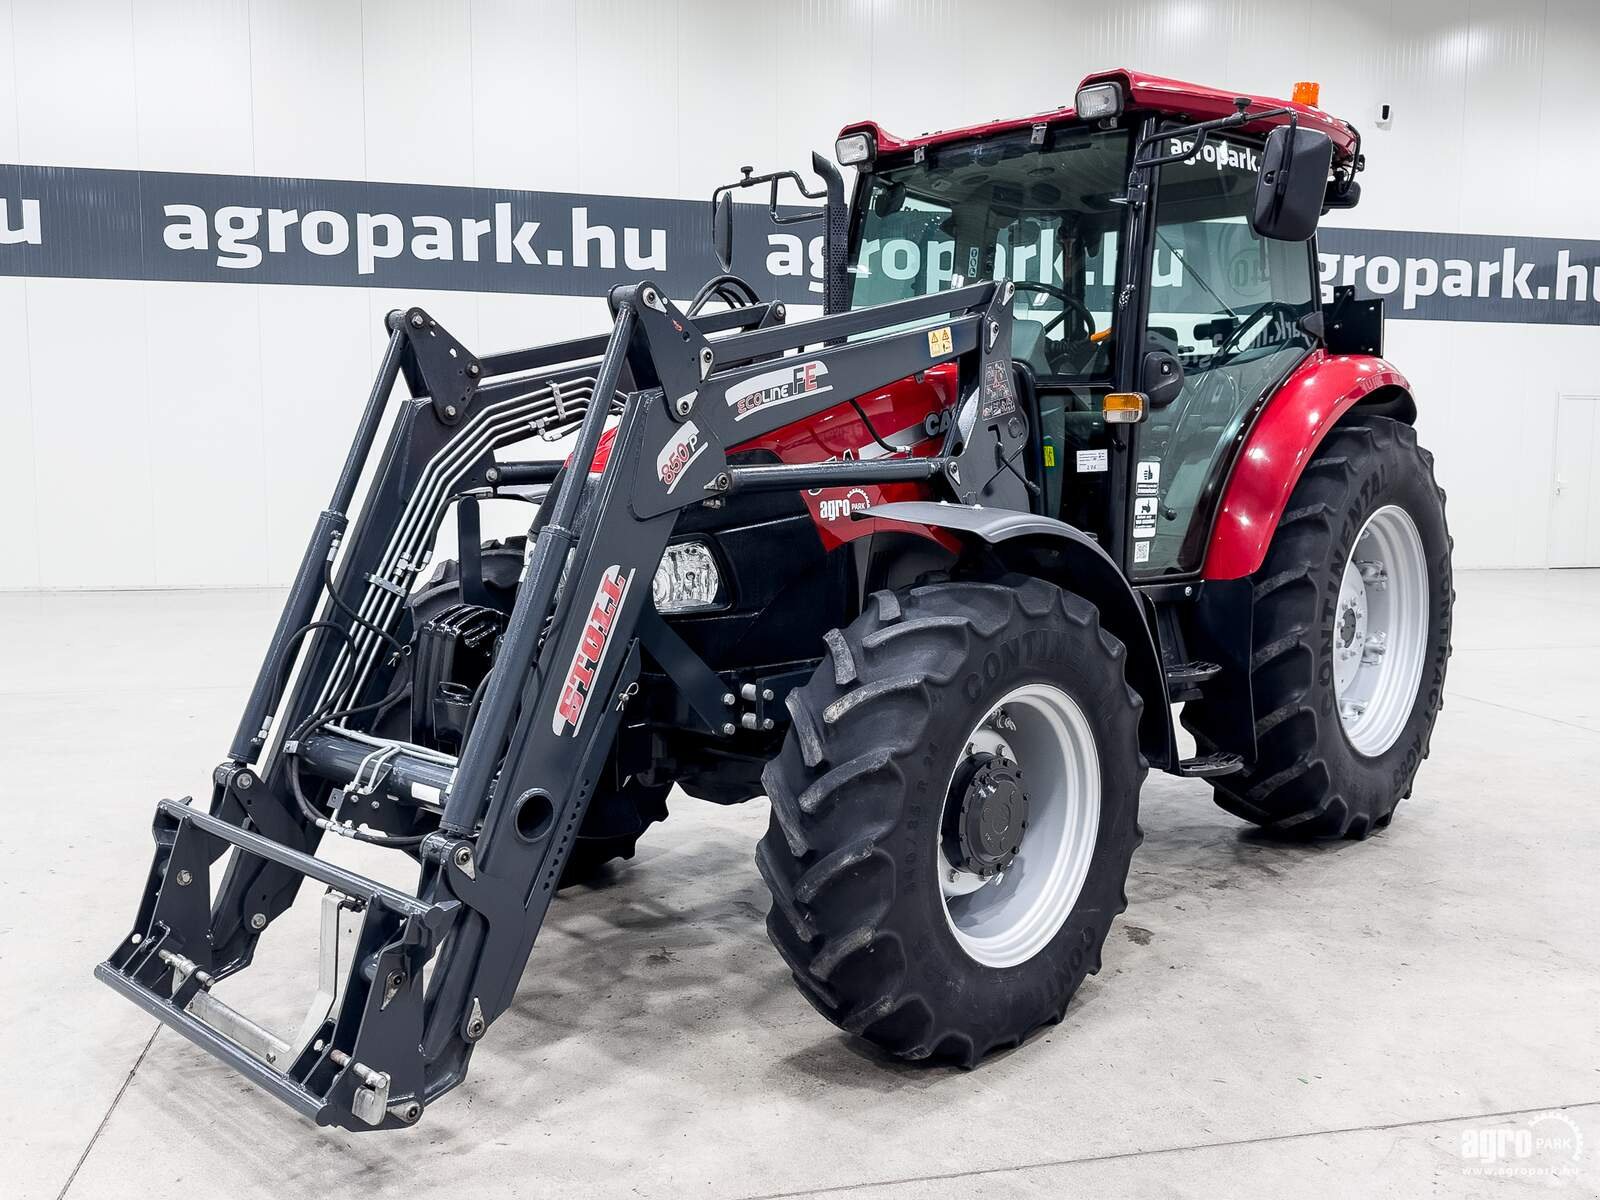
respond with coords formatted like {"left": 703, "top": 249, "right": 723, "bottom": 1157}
{"left": 861, "top": 502, "right": 1176, "bottom": 770}
{"left": 1204, "top": 351, "right": 1414, "bottom": 581}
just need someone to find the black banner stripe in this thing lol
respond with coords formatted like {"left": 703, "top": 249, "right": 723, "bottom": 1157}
{"left": 3, "top": 164, "right": 1599, "bottom": 326}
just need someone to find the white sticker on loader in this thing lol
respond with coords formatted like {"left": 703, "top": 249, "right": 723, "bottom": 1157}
{"left": 1134, "top": 542, "right": 1151, "bottom": 563}
{"left": 1075, "top": 449, "right": 1108, "bottom": 473}
{"left": 1136, "top": 460, "right": 1160, "bottom": 486}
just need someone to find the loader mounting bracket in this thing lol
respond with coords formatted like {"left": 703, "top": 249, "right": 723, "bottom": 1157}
{"left": 392, "top": 306, "right": 482, "bottom": 426}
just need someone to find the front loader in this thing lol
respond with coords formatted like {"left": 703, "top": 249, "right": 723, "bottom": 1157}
{"left": 97, "top": 69, "right": 1452, "bottom": 1129}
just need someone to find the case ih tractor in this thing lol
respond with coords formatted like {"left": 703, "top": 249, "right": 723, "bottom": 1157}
{"left": 98, "top": 70, "right": 1451, "bottom": 1129}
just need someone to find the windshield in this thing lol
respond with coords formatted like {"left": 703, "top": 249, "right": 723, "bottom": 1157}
{"left": 848, "top": 126, "right": 1132, "bottom": 378}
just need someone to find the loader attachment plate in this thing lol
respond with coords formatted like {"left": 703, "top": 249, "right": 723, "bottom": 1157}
{"left": 96, "top": 799, "right": 459, "bottom": 1130}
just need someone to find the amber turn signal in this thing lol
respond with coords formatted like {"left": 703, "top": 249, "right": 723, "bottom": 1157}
{"left": 1102, "top": 392, "right": 1148, "bottom": 424}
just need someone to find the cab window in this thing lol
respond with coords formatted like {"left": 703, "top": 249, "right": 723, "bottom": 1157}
{"left": 848, "top": 127, "right": 1129, "bottom": 383}
{"left": 1132, "top": 132, "right": 1316, "bottom": 576}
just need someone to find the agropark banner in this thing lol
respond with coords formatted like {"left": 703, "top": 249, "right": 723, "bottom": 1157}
{"left": 3, "top": 162, "right": 1600, "bottom": 327}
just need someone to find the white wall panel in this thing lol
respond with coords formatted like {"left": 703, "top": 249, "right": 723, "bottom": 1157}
{"left": 2, "top": 0, "right": 1599, "bottom": 584}
{"left": 772, "top": 2, "right": 872, "bottom": 172}
{"left": 257, "top": 284, "right": 371, "bottom": 584}
{"left": 0, "top": 0, "right": 20, "bottom": 163}
{"left": 10, "top": 0, "right": 139, "bottom": 169}
{"left": 575, "top": 1, "right": 681, "bottom": 197}
{"left": 1394, "top": 320, "right": 1561, "bottom": 569}
{"left": 1457, "top": 0, "right": 1545, "bottom": 236}
{"left": 468, "top": 0, "right": 581, "bottom": 192}
{"left": 676, "top": 3, "right": 780, "bottom": 200}
{"left": 1354, "top": 0, "right": 1469, "bottom": 234}
{"left": 24, "top": 278, "right": 156, "bottom": 587}
{"left": 142, "top": 281, "right": 269, "bottom": 586}
{"left": 0, "top": 278, "right": 39, "bottom": 588}
{"left": 360, "top": 0, "right": 476, "bottom": 186}
{"left": 1532, "top": 0, "right": 1600, "bottom": 240}
{"left": 131, "top": 1, "right": 255, "bottom": 175}
{"left": 1215, "top": 0, "right": 1315, "bottom": 96}
{"left": 249, "top": 0, "right": 367, "bottom": 180}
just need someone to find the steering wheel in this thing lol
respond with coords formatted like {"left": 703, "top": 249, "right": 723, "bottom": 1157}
{"left": 1011, "top": 281, "right": 1097, "bottom": 343}
{"left": 1210, "top": 301, "right": 1305, "bottom": 366}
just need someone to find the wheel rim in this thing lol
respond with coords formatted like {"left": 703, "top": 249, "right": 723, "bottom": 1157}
{"left": 1332, "top": 504, "right": 1430, "bottom": 756}
{"left": 938, "top": 683, "right": 1100, "bottom": 968}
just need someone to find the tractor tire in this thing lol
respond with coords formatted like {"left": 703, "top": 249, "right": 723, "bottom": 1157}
{"left": 757, "top": 577, "right": 1144, "bottom": 1065}
{"left": 410, "top": 538, "right": 669, "bottom": 886}
{"left": 558, "top": 779, "right": 672, "bottom": 888}
{"left": 1184, "top": 416, "right": 1453, "bottom": 839}
{"left": 409, "top": 536, "right": 527, "bottom": 616}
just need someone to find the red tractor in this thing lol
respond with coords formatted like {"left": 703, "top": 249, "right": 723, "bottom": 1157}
{"left": 99, "top": 70, "right": 1450, "bottom": 1128}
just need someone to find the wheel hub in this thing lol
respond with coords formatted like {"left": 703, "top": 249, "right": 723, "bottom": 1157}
{"left": 945, "top": 752, "right": 1030, "bottom": 877}
{"left": 1332, "top": 504, "right": 1429, "bottom": 756}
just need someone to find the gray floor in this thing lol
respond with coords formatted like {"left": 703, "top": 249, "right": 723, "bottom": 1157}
{"left": 3, "top": 569, "right": 1596, "bottom": 1199}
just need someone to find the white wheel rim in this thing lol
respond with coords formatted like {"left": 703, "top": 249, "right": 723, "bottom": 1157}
{"left": 938, "top": 683, "right": 1100, "bottom": 969}
{"left": 1332, "top": 504, "right": 1429, "bottom": 756}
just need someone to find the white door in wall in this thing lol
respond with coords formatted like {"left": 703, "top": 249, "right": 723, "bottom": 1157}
{"left": 1549, "top": 394, "right": 1600, "bottom": 568}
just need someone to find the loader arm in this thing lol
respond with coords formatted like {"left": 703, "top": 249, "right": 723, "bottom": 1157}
{"left": 98, "top": 278, "right": 1027, "bottom": 1130}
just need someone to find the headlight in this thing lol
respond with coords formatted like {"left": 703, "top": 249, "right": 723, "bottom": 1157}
{"left": 835, "top": 132, "right": 874, "bottom": 166}
{"left": 652, "top": 541, "right": 724, "bottom": 613}
{"left": 1075, "top": 82, "right": 1123, "bottom": 121}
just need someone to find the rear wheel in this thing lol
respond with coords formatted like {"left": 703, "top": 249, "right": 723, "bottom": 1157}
{"left": 758, "top": 577, "right": 1144, "bottom": 1064}
{"left": 1185, "top": 416, "right": 1453, "bottom": 838}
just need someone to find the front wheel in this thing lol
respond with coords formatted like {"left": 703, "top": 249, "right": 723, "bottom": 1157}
{"left": 757, "top": 578, "right": 1144, "bottom": 1065}
{"left": 1185, "top": 416, "right": 1453, "bottom": 838}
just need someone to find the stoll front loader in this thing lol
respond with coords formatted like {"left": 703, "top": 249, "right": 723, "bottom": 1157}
{"left": 97, "top": 70, "right": 1452, "bottom": 1129}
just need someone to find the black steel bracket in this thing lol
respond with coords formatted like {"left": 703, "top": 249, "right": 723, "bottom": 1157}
{"left": 392, "top": 307, "right": 482, "bottom": 426}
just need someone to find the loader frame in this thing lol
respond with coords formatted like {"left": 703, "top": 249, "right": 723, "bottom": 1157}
{"left": 97, "top": 277, "right": 1032, "bottom": 1130}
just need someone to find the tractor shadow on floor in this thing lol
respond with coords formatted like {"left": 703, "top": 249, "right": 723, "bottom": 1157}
{"left": 99, "top": 786, "right": 1393, "bottom": 1184}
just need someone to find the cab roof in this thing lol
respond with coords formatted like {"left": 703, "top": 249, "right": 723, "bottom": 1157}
{"left": 840, "top": 68, "right": 1361, "bottom": 163}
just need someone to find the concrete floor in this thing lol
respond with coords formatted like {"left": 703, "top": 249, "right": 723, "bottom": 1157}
{"left": 2, "top": 569, "right": 1596, "bottom": 1199}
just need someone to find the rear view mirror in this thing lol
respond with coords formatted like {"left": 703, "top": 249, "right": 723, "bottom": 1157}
{"left": 1251, "top": 124, "right": 1334, "bottom": 241}
{"left": 712, "top": 193, "right": 734, "bottom": 271}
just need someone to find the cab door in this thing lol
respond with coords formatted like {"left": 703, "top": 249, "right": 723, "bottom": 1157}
{"left": 1129, "top": 132, "right": 1319, "bottom": 578}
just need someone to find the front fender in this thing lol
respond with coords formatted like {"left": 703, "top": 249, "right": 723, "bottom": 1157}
{"left": 1204, "top": 350, "right": 1414, "bottom": 580}
{"left": 860, "top": 501, "right": 1175, "bottom": 769}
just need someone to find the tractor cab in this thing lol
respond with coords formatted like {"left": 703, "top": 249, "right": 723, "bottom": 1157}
{"left": 832, "top": 71, "right": 1359, "bottom": 580}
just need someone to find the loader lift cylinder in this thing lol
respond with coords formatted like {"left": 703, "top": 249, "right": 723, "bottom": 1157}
{"left": 227, "top": 325, "right": 407, "bottom": 763}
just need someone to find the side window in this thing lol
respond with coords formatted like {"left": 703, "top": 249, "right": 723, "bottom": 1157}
{"left": 1133, "top": 134, "right": 1315, "bottom": 576}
